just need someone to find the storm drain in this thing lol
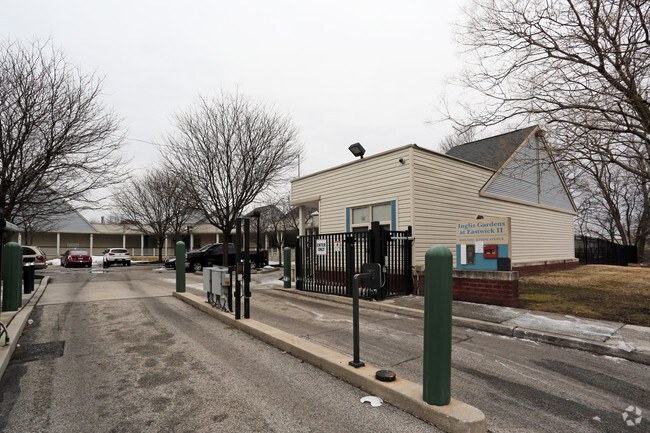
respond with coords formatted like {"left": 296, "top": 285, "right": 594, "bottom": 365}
{"left": 11, "top": 341, "right": 65, "bottom": 364}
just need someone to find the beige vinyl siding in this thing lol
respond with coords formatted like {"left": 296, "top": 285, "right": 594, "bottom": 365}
{"left": 485, "top": 135, "right": 574, "bottom": 212}
{"left": 292, "top": 147, "right": 413, "bottom": 233}
{"left": 412, "top": 147, "right": 575, "bottom": 267}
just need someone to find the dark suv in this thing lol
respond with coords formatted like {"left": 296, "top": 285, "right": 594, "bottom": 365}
{"left": 186, "top": 243, "right": 268, "bottom": 272}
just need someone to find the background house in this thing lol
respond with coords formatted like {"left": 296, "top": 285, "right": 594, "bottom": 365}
{"left": 13, "top": 209, "right": 226, "bottom": 258}
{"left": 290, "top": 126, "right": 578, "bottom": 275}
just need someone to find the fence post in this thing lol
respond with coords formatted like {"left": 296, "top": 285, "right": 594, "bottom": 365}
{"left": 423, "top": 245, "right": 452, "bottom": 406}
{"left": 244, "top": 218, "right": 251, "bottom": 319}
{"left": 345, "top": 236, "right": 355, "bottom": 297}
{"left": 283, "top": 247, "right": 291, "bottom": 288}
{"left": 405, "top": 226, "right": 413, "bottom": 294}
{"left": 175, "top": 241, "right": 186, "bottom": 293}
{"left": 295, "top": 240, "right": 302, "bottom": 290}
{"left": 235, "top": 218, "right": 242, "bottom": 320}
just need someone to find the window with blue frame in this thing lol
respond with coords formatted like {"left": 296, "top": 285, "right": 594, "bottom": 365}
{"left": 348, "top": 201, "right": 395, "bottom": 232}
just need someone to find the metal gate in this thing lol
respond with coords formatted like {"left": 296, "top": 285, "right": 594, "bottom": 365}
{"left": 295, "top": 226, "right": 413, "bottom": 299}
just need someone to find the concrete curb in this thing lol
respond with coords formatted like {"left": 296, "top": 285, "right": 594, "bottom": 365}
{"left": 173, "top": 291, "right": 486, "bottom": 433}
{"left": 0, "top": 276, "right": 50, "bottom": 380}
{"left": 272, "top": 288, "right": 650, "bottom": 365}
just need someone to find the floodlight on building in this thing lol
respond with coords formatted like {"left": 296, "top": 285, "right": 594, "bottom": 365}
{"left": 348, "top": 143, "right": 365, "bottom": 159}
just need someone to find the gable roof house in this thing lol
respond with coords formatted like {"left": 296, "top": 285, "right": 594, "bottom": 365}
{"left": 290, "top": 126, "right": 578, "bottom": 275}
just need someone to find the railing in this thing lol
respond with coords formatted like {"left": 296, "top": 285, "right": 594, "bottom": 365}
{"left": 296, "top": 227, "right": 412, "bottom": 299}
{"left": 575, "top": 236, "right": 637, "bottom": 266}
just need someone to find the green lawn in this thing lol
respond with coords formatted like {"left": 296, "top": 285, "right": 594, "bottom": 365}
{"left": 518, "top": 265, "right": 650, "bottom": 326}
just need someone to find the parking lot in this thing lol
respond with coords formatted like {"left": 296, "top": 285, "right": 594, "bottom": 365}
{"left": 4, "top": 264, "right": 648, "bottom": 432}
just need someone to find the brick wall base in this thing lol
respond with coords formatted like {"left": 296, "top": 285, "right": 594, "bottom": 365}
{"left": 452, "top": 277, "right": 518, "bottom": 307}
{"left": 411, "top": 260, "right": 579, "bottom": 306}
{"left": 512, "top": 259, "right": 579, "bottom": 277}
{"left": 413, "top": 269, "right": 519, "bottom": 307}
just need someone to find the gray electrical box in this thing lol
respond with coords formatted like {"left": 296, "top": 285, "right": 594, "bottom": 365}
{"left": 203, "top": 266, "right": 231, "bottom": 297}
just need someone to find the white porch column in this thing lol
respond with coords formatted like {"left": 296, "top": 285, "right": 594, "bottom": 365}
{"left": 140, "top": 234, "right": 144, "bottom": 256}
{"left": 56, "top": 233, "right": 61, "bottom": 255}
{"left": 18, "top": 233, "right": 22, "bottom": 245}
{"left": 164, "top": 237, "right": 168, "bottom": 257}
{"left": 122, "top": 234, "right": 126, "bottom": 248}
{"left": 298, "top": 206, "right": 305, "bottom": 236}
{"left": 89, "top": 234, "right": 94, "bottom": 256}
{"left": 190, "top": 234, "right": 194, "bottom": 250}
{"left": 264, "top": 234, "right": 269, "bottom": 249}
{"left": 216, "top": 232, "right": 219, "bottom": 243}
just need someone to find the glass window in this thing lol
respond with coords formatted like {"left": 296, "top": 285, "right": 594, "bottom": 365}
{"left": 352, "top": 226, "right": 368, "bottom": 233}
{"left": 352, "top": 207, "right": 369, "bottom": 224}
{"left": 372, "top": 204, "right": 391, "bottom": 222}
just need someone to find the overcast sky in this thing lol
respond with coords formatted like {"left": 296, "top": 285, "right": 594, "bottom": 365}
{"left": 3, "top": 0, "right": 465, "bottom": 211}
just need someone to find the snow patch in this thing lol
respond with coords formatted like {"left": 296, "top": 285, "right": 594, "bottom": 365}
{"left": 511, "top": 313, "right": 620, "bottom": 340}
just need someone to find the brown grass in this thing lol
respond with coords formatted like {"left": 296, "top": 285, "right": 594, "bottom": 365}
{"left": 518, "top": 265, "right": 650, "bottom": 326}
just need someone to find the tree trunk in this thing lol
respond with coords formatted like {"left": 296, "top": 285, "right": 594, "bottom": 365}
{"left": 637, "top": 237, "right": 647, "bottom": 264}
{"left": 221, "top": 228, "right": 232, "bottom": 268}
{"left": 157, "top": 239, "right": 164, "bottom": 262}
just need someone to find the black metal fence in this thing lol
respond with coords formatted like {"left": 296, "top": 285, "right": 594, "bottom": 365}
{"left": 574, "top": 236, "right": 637, "bottom": 266}
{"left": 296, "top": 226, "right": 413, "bottom": 299}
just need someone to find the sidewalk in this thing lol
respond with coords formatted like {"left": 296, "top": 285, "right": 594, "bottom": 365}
{"left": 268, "top": 284, "right": 650, "bottom": 366}
{"left": 0, "top": 276, "right": 49, "bottom": 379}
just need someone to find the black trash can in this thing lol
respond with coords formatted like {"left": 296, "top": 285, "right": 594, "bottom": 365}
{"left": 23, "top": 261, "right": 35, "bottom": 294}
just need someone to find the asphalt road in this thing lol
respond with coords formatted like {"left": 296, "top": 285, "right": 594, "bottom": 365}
{"left": 0, "top": 266, "right": 439, "bottom": 433}
{"left": 2, "top": 265, "right": 649, "bottom": 433}
{"left": 246, "top": 269, "right": 649, "bottom": 433}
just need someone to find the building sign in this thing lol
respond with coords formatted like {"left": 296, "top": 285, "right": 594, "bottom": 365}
{"left": 455, "top": 217, "right": 511, "bottom": 245}
{"left": 455, "top": 217, "right": 511, "bottom": 270}
{"left": 333, "top": 240, "right": 341, "bottom": 253}
{"left": 316, "top": 239, "right": 327, "bottom": 255}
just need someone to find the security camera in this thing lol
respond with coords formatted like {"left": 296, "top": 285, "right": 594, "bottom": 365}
{"left": 398, "top": 158, "right": 405, "bottom": 164}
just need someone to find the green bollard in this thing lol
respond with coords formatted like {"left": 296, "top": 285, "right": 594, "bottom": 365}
{"left": 175, "top": 241, "right": 186, "bottom": 293}
{"left": 2, "top": 242, "right": 23, "bottom": 311}
{"left": 423, "top": 245, "right": 452, "bottom": 406}
{"left": 283, "top": 247, "right": 291, "bottom": 288}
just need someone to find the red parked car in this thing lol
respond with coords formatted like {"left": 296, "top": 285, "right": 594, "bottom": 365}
{"left": 61, "top": 249, "right": 92, "bottom": 268}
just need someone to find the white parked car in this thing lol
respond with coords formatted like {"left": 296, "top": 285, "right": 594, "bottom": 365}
{"left": 102, "top": 248, "right": 131, "bottom": 267}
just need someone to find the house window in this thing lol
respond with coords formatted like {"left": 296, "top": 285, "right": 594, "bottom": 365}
{"left": 352, "top": 207, "right": 370, "bottom": 224}
{"left": 350, "top": 202, "right": 393, "bottom": 232}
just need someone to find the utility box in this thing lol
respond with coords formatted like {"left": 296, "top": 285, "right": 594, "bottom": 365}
{"left": 203, "top": 266, "right": 231, "bottom": 297}
{"left": 483, "top": 245, "right": 498, "bottom": 259}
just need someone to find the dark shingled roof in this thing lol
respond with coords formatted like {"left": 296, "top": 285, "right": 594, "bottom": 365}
{"left": 445, "top": 126, "right": 538, "bottom": 170}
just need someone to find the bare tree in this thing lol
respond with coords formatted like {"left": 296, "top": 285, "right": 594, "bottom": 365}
{"left": 556, "top": 128, "right": 650, "bottom": 257}
{"left": 0, "top": 39, "right": 125, "bottom": 239}
{"left": 113, "top": 169, "right": 194, "bottom": 261}
{"left": 448, "top": 0, "right": 649, "bottom": 260}
{"left": 452, "top": 0, "right": 649, "bottom": 182}
{"left": 439, "top": 126, "right": 478, "bottom": 153}
{"left": 163, "top": 92, "right": 301, "bottom": 266}
{"left": 253, "top": 196, "right": 302, "bottom": 265}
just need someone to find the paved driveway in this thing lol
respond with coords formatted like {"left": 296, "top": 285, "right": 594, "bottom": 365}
{"left": 0, "top": 266, "right": 438, "bottom": 433}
